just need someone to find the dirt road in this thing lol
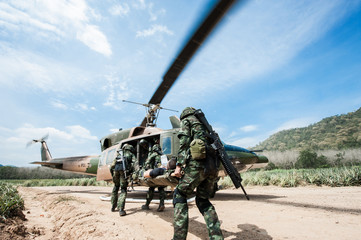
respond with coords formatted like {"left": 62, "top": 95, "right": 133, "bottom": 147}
{"left": 15, "top": 186, "right": 361, "bottom": 240}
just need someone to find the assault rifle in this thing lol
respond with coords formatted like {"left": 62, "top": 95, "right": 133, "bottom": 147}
{"left": 194, "top": 109, "right": 250, "bottom": 200}
{"left": 116, "top": 149, "right": 127, "bottom": 179}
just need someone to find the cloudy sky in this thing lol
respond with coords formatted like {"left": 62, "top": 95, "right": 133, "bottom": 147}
{"left": 1, "top": 0, "right": 361, "bottom": 166}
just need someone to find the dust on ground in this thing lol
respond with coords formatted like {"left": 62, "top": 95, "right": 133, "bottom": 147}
{"left": 2, "top": 186, "right": 360, "bottom": 240}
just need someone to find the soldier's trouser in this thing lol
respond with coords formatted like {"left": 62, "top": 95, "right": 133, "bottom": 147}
{"left": 111, "top": 171, "right": 128, "bottom": 210}
{"left": 196, "top": 197, "right": 223, "bottom": 240}
{"left": 146, "top": 187, "right": 166, "bottom": 206}
{"left": 111, "top": 171, "right": 121, "bottom": 209}
{"left": 145, "top": 187, "right": 155, "bottom": 205}
{"left": 158, "top": 187, "right": 165, "bottom": 206}
{"left": 173, "top": 163, "right": 223, "bottom": 240}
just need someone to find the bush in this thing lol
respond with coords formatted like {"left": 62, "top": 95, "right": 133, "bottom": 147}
{"left": 295, "top": 149, "right": 329, "bottom": 169}
{"left": 264, "top": 162, "right": 277, "bottom": 170}
{"left": 0, "top": 182, "right": 24, "bottom": 219}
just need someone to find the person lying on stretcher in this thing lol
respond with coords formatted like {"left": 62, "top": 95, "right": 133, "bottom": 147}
{"left": 143, "top": 158, "right": 177, "bottom": 178}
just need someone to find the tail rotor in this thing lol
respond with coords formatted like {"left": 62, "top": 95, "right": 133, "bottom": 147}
{"left": 26, "top": 134, "right": 49, "bottom": 148}
{"left": 26, "top": 134, "right": 52, "bottom": 161}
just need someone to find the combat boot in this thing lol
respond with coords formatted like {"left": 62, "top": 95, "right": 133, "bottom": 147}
{"left": 157, "top": 204, "right": 165, "bottom": 212}
{"left": 119, "top": 209, "right": 126, "bottom": 216}
{"left": 141, "top": 204, "right": 150, "bottom": 210}
{"left": 111, "top": 207, "right": 117, "bottom": 212}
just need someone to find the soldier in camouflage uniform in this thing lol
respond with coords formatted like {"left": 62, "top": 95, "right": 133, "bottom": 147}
{"left": 141, "top": 143, "right": 166, "bottom": 212}
{"left": 138, "top": 139, "right": 150, "bottom": 168}
{"left": 172, "top": 107, "right": 223, "bottom": 240}
{"left": 110, "top": 143, "right": 139, "bottom": 216}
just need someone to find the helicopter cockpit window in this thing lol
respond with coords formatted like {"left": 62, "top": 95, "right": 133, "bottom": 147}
{"left": 106, "top": 149, "right": 116, "bottom": 164}
{"left": 162, "top": 137, "right": 172, "bottom": 155}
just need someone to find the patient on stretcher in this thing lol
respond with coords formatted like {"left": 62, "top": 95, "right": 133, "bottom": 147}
{"left": 143, "top": 158, "right": 176, "bottom": 178}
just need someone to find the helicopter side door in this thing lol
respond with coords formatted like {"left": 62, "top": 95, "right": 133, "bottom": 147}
{"left": 96, "top": 145, "right": 118, "bottom": 181}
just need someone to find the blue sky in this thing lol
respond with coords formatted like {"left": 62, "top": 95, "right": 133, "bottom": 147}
{"left": 1, "top": 0, "right": 361, "bottom": 167}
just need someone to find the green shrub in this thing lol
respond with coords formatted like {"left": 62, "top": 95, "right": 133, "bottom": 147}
{"left": 0, "top": 182, "right": 24, "bottom": 219}
{"left": 295, "top": 149, "right": 329, "bottom": 169}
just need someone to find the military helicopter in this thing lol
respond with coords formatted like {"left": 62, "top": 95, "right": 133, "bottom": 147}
{"left": 29, "top": 0, "right": 269, "bottom": 188}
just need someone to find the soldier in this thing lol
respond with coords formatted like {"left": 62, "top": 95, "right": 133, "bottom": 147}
{"left": 141, "top": 142, "right": 166, "bottom": 212}
{"left": 172, "top": 107, "right": 223, "bottom": 240}
{"left": 138, "top": 139, "right": 149, "bottom": 168}
{"left": 110, "top": 143, "right": 138, "bottom": 217}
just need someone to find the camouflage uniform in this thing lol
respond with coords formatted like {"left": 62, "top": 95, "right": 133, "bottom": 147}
{"left": 142, "top": 144, "right": 166, "bottom": 211}
{"left": 138, "top": 139, "right": 149, "bottom": 168}
{"left": 110, "top": 143, "right": 138, "bottom": 216}
{"left": 173, "top": 107, "right": 223, "bottom": 240}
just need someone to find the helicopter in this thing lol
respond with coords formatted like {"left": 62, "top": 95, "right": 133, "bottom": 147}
{"left": 29, "top": 0, "right": 269, "bottom": 188}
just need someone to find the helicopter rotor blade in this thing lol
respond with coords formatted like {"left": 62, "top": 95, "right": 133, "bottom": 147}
{"left": 26, "top": 133, "right": 49, "bottom": 148}
{"left": 147, "top": 0, "right": 238, "bottom": 106}
{"left": 26, "top": 140, "right": 37, "bottom": 148}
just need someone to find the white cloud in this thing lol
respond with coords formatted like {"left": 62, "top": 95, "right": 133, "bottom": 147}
{"left": 0, "top": 45, "right": 95, "bottom": 92}
{"left": 0, "top": 0, "right": 111, "bottom": 56}
{"left": 132, "top": 0, "right": 147, "bottom": 10}
{"left": 76, "top": 24, "right": 112, "bottom": 57}
{"left": 66, "top": 125, "right": 97, "bottom": 140}
{"left": 102, "top": 74, "right": 132, "bottom": 110}
{"left": 50, "top": 100, "right": 96, "bottom": 112}
{"left": 136, "top": 24, "right": 173, "bottom": 38}
{"left": 3, "top": 124, "right": 97, "bottom": 146}
{"left": 274, "top": 117, "right": 317, "bottom": 133}
{"left": 240, "top": 125, "right": 258, "bottom": 132}
{"left": 75, "top": 103, "right": 89, "bottom": 111}
{"left": 51, "top": 100, "right": 68, "bottom": 110}
{"left": 109, "top": 3, "right": 130, "bottom": 17}
{"left": 228, "top": 137, "right": 261, "bottom": 149}
{"left": 109, "top": 128, "right": 120, "bottom": 133}
{"left": 148, "top": 3, "right": 166, "bottom": 22}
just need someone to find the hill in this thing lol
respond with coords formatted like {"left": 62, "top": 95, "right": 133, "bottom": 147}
{"left": 255, "top": 107, "right": 361, "bottom": 151}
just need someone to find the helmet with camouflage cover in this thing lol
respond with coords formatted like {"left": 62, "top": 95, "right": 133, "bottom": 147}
{"left": 180, "top": 107, "right": 196, "bottom": 120}
{"left": 139, "top": 139, "right": 148, "bottom": 149}
{"left": 122, "top": 143, "right": 135, "bottom": 153}
{"left": 152, "top": 143, "right": 161, "bottom": 152}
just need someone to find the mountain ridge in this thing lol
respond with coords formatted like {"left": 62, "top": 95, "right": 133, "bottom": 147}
{"left": 255, "top": 107, "right": 361, "bottom": 151}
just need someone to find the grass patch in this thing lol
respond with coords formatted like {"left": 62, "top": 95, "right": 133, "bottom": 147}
{"left": 219, "top": 165, "right": 361, "bottom": 188}
{"left": 0, "top": 182, "right": 24, "bottom": 219}
{"left": 2, "top": 178, "right": 111, "bottom": 187}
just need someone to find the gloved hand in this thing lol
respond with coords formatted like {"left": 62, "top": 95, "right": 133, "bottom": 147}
{"left": 132, "top": 173, "right": 138, "bottom": 181}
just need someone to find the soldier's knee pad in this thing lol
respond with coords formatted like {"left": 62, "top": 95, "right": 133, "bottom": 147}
{"left": 120, "top": 188, "right": 127, "bottom": 193}
{"left": 196, "top": 197, "right": 212, "bottom": 215}
{"left": 173, "top": 188, "right": 187, "bottom": 207}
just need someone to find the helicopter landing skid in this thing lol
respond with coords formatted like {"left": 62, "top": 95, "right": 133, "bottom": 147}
{"left": 100, "top": 195, "right": 195, "bottom": 204}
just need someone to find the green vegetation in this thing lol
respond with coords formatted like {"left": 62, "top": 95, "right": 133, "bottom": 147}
{"left": 2, "top": 178, "right": 110, "bottom": 187}
{"left": 295, "top": 149, "right": 328, "bottom": 169}
{"left": 263, "top": 149, "right": 361, "bottom": 170}
{"left": 0, "top": 182, "right": 24, "bottom": 219}
{"left": 0, "top": 166, "right": 93, "bottom": 180}
{"left": 219, "top": 166, "right": 361, "bottom": 188}
{"left": 255, "top": 107, "right": 361, "bottom": 151}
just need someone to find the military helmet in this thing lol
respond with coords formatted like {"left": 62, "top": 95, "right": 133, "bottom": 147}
{"left": 122, "top": 143, "right": 135, "bottom": 153}
{"left": 180, "top": 107, "right": 196, "bottom": 120}
{"left": 139, "top": 139, "right": 148, "bottom": 149}
{"left": 152, "top": 144, "right": 161, "bottom": 152}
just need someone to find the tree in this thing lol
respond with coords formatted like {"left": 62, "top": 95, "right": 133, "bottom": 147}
{"left": 295, "top": 149, "right": 329, "bottom": 169}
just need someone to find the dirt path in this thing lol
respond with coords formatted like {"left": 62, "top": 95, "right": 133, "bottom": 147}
{"left": 15, "top": 186, "right": 361, "bottom": 240}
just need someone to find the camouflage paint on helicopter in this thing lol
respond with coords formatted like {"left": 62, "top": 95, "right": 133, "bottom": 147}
{"left": 31, "top": 120, "right": 268, "bottom": 186}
